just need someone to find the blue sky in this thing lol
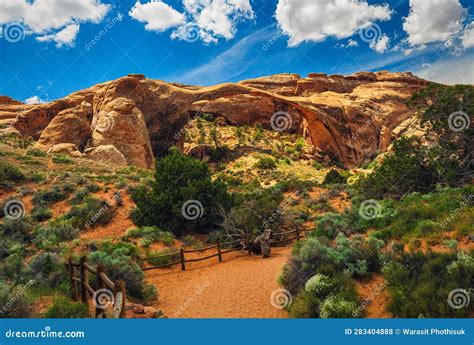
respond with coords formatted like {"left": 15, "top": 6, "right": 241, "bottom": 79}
{"left": 0, "top": 0, "right": 473, "bottom": 103}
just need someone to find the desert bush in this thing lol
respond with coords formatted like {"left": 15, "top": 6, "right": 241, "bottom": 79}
{"left": 44, "top": 296, "right": 88, "bottom": 318}
{"left": 319, "top": 293, "right": 361, "bottom": 318}
{"left": 124, "top": 226, "right": 175, "bottom": 246}
{"left": 26, "top": 148, "right": 47, "bottom": 157}
{"left": 254, "top": 157, "right": 276, "bottom": 170}
{"left": 383, "top": 251, "right": 474, "bottom": 317}
{"left": 282, "top": 235, "right": 385, "bottom": 296}
{"left": 68, "top": 183, "right": 101, "bottom": 206}
{"left": 30, "top": 172, "right": 46, "bottom": 183}
{"left": 89, "top": 242, "right": 156, "bottom": 302}
{"left": 221, "top": 187, "right": 284, "bottom": 241}
{"left": 0, "top": 218, "right": 32, "bottom": 244}
{"left": 206, "top": 230, "right": 228, "bottom": 244}
{"left": 0, "top": 161, "right": 25, "bottom": 185}
{"left": 409, "top": 84, "right": 473, "bottom": 184}
{"left": 65, "top": 198, "right": 115, "bottom": 230}
{"left": 33, "top": 220, "right": 79, "bottom": 249}
{"left": 323, "top": 169, "right": 346, "bottom": 185}
{"left": 131, "top": 148, "right": 233, "bottom": 236}
{"left": 181, "top": 235, "right": 204, "bottom": 248}
{"left": 51, "top": 154, "right": 73, "bottom": 164}
{"left": 312, "top": 161, "right": 323, "bottom": 170}
{"left": 208, "top": 146, "right": 231, "bottom": 162}
{"left": 0, "top": 253, "right": 26, "bottom": 282}
{"left": 32, "top": 185, "right": 69, "bottom": 205}
{"left": 313, "top": 213, "right": 350, "bottom": 239}
{"left": 0, "top": 282, "right": 31, "bottom": 318}
{"left": 355, "top": 186, "right": 473, "bottom": 240}
{"left": 356, "top": 137, "right": 436, "bottom": 199}
{"left": 305, "top": 273, "right": 336, "bottom": 299}
{"left": 201, "top": 113, "right": 214, "bottom": 122}
{"left": 28, "top": 252, "right": 66, "bottom": 287}
{"left": 288, "top": 290, "right": 321, "bottom": 318}
{"left": 276, "top": 177, "right": 315, "bottom": 193}
{"left": 31, "top": 205, "right": 53, "bottom": 222}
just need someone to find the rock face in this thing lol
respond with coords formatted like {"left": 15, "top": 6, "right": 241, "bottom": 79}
{"left": 1, "top": 71, "right": 430, "bottom": 168}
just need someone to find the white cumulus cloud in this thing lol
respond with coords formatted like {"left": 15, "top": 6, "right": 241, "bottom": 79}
{"left": 0, "top": 0, "right": 110, "bottom": 47}
{"left": 129, "top": 0, "right": 254, "bottom": 44}
{"left": 129, "top": 1, "right": 185, "bottom": 31}
{"left": 403, "top": 0, "right": 466, "bottom": 46}
{"left": 414, "top": 54, "right": 474, "bottom": 84}
{"left": 370, "top": 34, "right": 390, "bottom": 53}
{"left": 36, "top": 24, "right": 80, "bottom": 47}
{"left": 24, "top": 96, "right": 47, "bottom": 104}
{"left": 346, "top": 39, "right": 359, "bottom": 47}
{"left": 461, "top": 23, "right": 474, "bottom": 49}
{"left": 275, "top": 0, "right": 392, "bottom": 47}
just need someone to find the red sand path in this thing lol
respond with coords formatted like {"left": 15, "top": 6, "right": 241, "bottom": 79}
{"left": 146, "top": 247, "right": 292, "bottom": 318}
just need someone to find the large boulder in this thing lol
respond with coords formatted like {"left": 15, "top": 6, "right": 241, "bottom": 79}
{"left": 36, "top": 101, "right": 92, "bottom": 151}
{"left": 84, "top": 145, "right": 128, "bottom": 167}
{"left": 47, "top": 143, "right": 82, "bottom": 157}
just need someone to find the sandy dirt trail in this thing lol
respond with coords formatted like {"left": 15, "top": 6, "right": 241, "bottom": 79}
{"left": 146, "top": 247, "right": 292, "bottom": 318}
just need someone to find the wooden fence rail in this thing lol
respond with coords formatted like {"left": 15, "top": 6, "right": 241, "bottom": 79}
{"left": 66, "top": 256, "right": 126, "bottom": 318}
{"left": 142, "top": 228, "right": 308, "bottom": 272}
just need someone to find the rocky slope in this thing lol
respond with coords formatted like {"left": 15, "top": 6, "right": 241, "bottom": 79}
{"left": 0, "top": 71, "right": 429, "bottom": 168}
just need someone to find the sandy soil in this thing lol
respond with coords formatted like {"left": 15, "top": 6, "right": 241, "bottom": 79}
{"left": 356, "top": 274, "right": 391, "bottom": 318}
{"left": 79, "top": 190, "right": 135, "bottom": 241}
{"left": 146, "top": 247, "right": 292, "bottom": 318}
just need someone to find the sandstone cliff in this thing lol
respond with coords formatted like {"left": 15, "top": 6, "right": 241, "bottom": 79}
{"left": 0, "top": 71, "right": 429, "bottom": 168}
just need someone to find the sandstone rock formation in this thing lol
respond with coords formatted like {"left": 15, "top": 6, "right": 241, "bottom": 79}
{"left": 0, "top": 71, "right": 430, "bottom": 168}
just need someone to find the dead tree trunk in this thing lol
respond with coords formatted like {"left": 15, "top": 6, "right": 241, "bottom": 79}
{"left": 249, "top": 228, "right": 272, "bottom": 258}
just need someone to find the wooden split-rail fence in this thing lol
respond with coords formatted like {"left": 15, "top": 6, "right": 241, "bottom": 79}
{"left": 143, "top": 227, "right": 306, "bottom": 271}
{"left": 66, "top": 256, "right": 126, "bottom": 318}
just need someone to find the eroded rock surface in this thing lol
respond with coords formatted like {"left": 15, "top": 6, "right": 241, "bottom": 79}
{"left": 1, "top": 71, "right": 430, "bottom": 168}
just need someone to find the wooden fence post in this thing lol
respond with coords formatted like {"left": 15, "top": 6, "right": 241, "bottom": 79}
{"left": 180, "top": 248, "right": 186, "bottom": 271}
{"left": 117, "top": 280, "right": 126, "bottom": 318}
{"left": 68, "top": 257, "right": 78, "bottom": 301}
{"left": 95, "top": 264, "right": 106, "bottom": 318}
{"left": 217, "top": 243, "right": 223, "bottom": 262}
{"left": 79, "top": 256, "right": 89, "bottom": 307}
